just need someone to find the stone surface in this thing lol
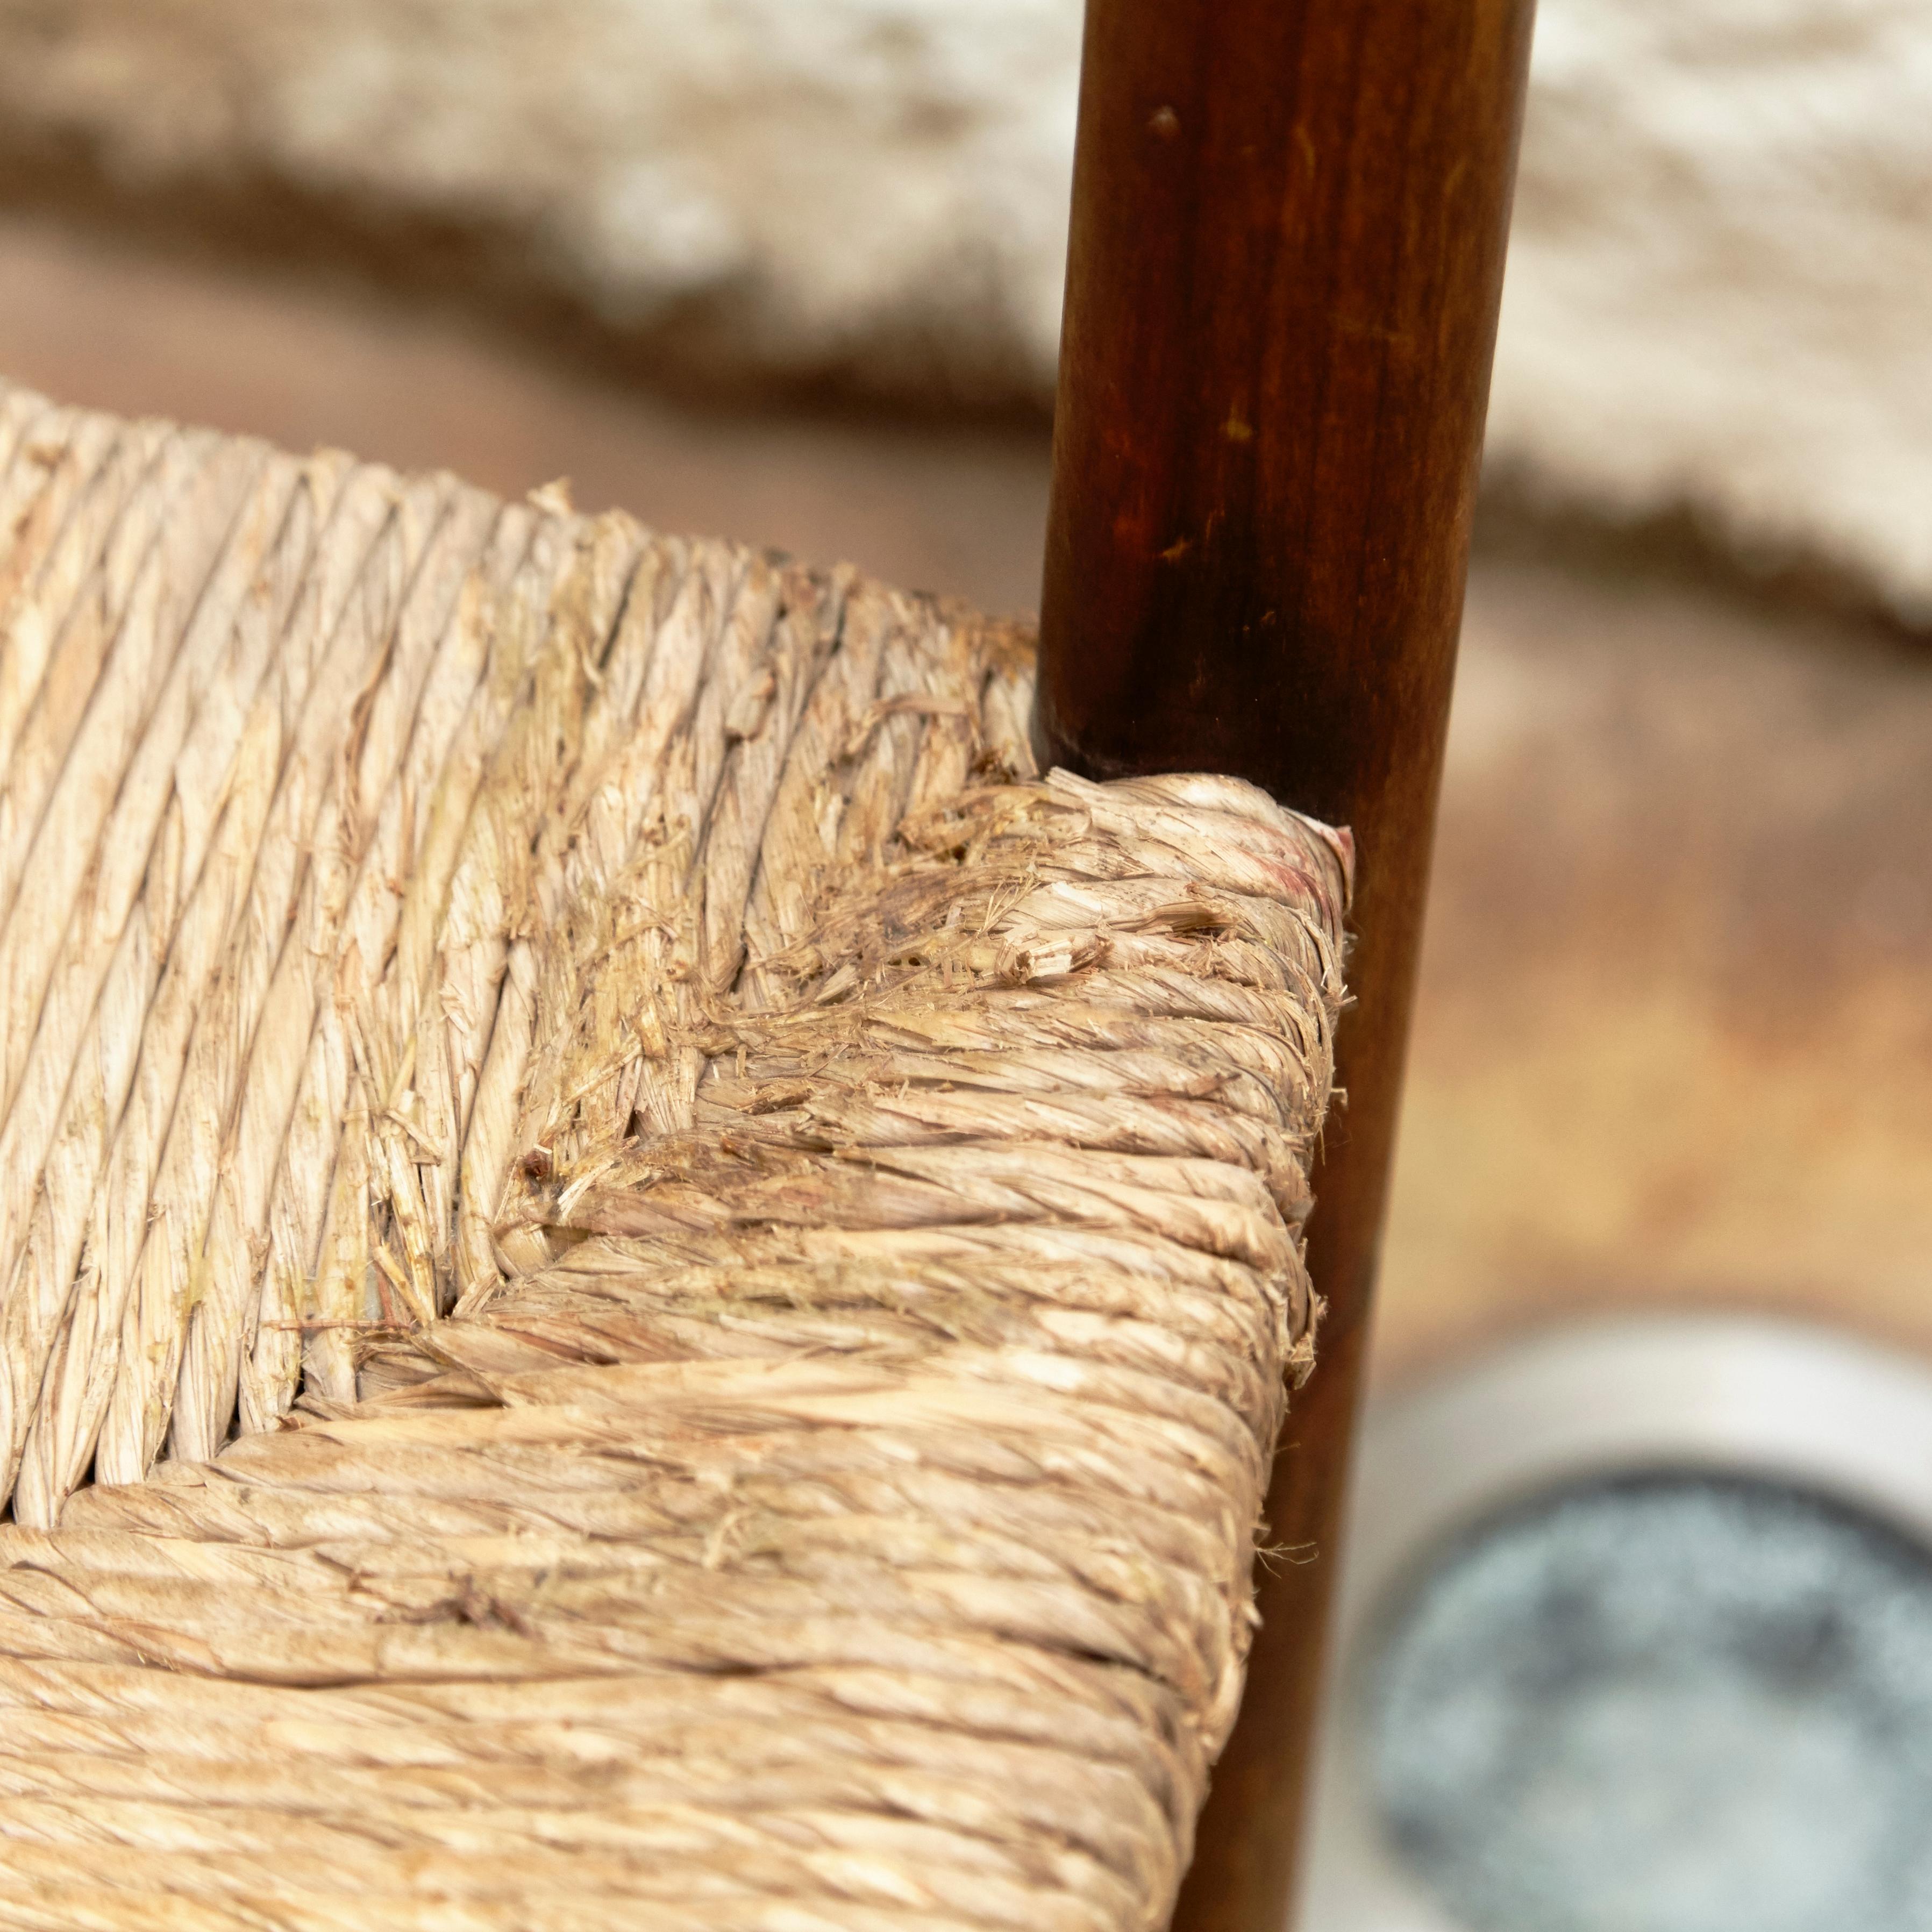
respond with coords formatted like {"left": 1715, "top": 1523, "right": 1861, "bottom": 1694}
{"left": 2, "top": 0, "right": 1929, "bottom": 611}
{"left": 0, "top": 0, "right": 1079, "bottom": 403}
{"left": 1488, "top": 0, "right": 1932, "bottom": 621}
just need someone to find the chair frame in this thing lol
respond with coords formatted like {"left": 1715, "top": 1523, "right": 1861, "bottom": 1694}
{"left": 1035, "top": 4, "right": 1537, "bottom": 1925}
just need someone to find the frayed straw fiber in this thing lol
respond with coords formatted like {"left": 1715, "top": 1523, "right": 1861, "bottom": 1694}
{"left": 0, "top": 379, "right": 1350, "bottom": 1930}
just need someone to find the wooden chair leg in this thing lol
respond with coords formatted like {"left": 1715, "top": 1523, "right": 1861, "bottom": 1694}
{"left": 1033, "top": 4, "right": 1537, "bottom": 1927}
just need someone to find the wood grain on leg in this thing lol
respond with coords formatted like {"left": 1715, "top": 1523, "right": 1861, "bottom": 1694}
{"left": 1034, "top": 5, "right": 1536, "bottom": 1926}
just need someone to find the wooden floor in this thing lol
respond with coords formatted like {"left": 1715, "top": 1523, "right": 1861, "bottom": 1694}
{"left": 4, "top": 208, "right": 1928, "bottom": 1393}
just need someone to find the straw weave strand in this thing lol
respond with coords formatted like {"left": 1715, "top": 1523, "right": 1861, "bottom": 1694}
{"left": 0, "top": 382, "right": 1349, "bottom": 1931}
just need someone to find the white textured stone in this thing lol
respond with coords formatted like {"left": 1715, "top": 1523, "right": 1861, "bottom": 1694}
{"left": 1493, "top": 0, "right": 1932, "bottom": 617}
{"left": 0, "top": 0, "right": 1082, "bottom": 395}
{"left": 2, "top": 0, "right": 1927, "bottom": 610}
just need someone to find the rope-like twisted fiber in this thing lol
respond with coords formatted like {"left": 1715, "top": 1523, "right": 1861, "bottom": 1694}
{"left": 0, "top": 380, "right": 1349, "bottom": 1930}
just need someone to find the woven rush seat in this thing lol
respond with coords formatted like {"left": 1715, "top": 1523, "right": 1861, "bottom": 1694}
{"left": 0, "top": 379, "right": 1349, "bottom": 1931}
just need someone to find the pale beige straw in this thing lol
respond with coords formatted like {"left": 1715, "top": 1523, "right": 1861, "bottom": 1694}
{"left": 0, "top": 379, "right": 1350, "bottom": 1932}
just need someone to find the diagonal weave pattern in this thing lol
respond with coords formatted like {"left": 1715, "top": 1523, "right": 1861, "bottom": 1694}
{"left": 0, "top": 380, "right": 1349, "bottom": 1929}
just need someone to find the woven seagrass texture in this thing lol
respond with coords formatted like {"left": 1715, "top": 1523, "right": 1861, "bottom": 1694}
{"left": 0, "top": 379, "right": 1349, "bottom": 1930}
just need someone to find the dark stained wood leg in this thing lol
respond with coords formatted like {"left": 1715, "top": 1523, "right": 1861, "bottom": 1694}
{"left": 1032, "top": 4, "right": 1537, "bottom": 1927}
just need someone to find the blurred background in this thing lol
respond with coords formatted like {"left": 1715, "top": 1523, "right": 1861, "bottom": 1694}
{"left": 1, "top": 4, "right": 1928, "bottom": 1929}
